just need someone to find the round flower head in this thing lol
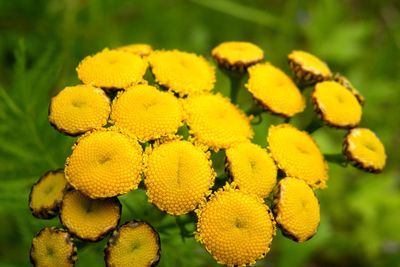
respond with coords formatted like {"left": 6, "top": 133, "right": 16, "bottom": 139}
{"left": 184, "top": 94, "right": 253, "bottom": 150}
{"left": 226, "top": 143, "right": 277, "bottom": 198}
{"left": 333, "top": 73, "right": 365, "bottom": 105}
{"left": 60, "top": 190, "right": 121, "bottom": 242}
{"left": 65, "top": 128, "right": 143, "bottom": 198}
{"left": 343, "top": 128, "right": 386, "bottom": 173}
{"left": 211, "top": 41, "right": 264, "bottom": 70}
{"left": 267, "top": 124, "right": 328, "bottom": 189}
{"left": 246, "top": 63, "right": 305, "bottom": 117}
{"left": 29, "top": 169, "right": 69, "bottom": 219}
{"left": 312, "top": 81, "right": 362, "bottom": 128}
{"left": 273, "top": 177, "right": 320, "bottom": 242}
{"left": 105, "top": 221, "right": 161, "bottom": 267}
{"left": 116, "top": 43, "right": 153, "bottom": 57}
{"left": 144, "top": 140, "right": 215, "bottom": 215}
{"left": 196, "top": 185, "right": 275, "bottom": 266}
{"left": 110, "top": 84, "right": 183, "bottom": 142}
{"left": 288, "top": 50, "right": 332, "bottom": 84}
{"left": 30, "top": 228, "right": 77, "bottom": 267}
{"left": 148, "top": 50, "right": 215, "bottom": 96}
{"left": 76, "top": 49, "right": 147, "bottom": 89}
{"left": 48, "top": 84, "right": 111, "bottom": 136}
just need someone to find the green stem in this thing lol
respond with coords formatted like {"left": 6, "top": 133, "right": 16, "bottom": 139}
{"left": 324, "top": 153, "right": 348, "bottom": 167}
{"left": 305, "top": 117, "right": 323, "bottom": 134}
{"left": 229, "top": 74, "right": 243, "bottom": 104}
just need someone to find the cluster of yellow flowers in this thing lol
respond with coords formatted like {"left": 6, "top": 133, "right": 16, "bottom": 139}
{"left": 29, "top": 42, "right": 386, "bottom": 266}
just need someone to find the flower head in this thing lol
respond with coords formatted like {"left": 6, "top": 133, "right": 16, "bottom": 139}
{"left": 333, "top": 73, "right": 365, "bottom": 105}
{"left": 116, "top": 43, "right": 153, "bottom": 57}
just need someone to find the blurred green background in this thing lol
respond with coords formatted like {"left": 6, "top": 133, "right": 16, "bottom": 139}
{"left": 0, "top": 0, "right": 399, "bottom": 266}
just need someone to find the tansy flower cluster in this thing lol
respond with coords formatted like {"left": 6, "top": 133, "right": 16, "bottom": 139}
{"left": 29, "top": 41, "right": 386, "bottom": 267}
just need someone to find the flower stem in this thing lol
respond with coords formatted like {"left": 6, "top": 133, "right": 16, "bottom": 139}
{"left": 324, "top": 153, "right": 348, "bottom": 167}
{"left": 305, "top": 117, "right": 323, "bottom": 133}
{"left": 229, "top": 73, "right": 243, "bottom": 104}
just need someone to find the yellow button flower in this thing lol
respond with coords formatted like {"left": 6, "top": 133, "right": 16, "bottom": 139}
{"left": 196, "top": 184, "right": 275, "bottom": 266}
{"left": 110, "top": 84, "right": 183, "bottom": 142}
{"left": 343, "top": 128, "right": 386, "bottom": 173}
{"left": 184, "top": 94, "right": 253, "bottom": 150}
{"left": 144, "top": 140, "right": 215, "bottom": 215}
{"left": 273, "top": 177, "right": 320, "bottom": 242}
{"left": 48, "top": 84, "right": 111, "bottom": 136}
{"left": 246, "top": 63, "right": 305, "bottom": 117}
{"left": 77, "top": 49, "right": 147, "bottom": 89}
{"left": 116, "top": 43, "right": 153, "bottom": 57}
{"left": 267, "top": 124, "right": 328, "bottom": 189}
{"left": 226, "top": 142, "right": 277, "bottom": 198}
{"left": 312, "top": 81, "right": 362, "bottom": 128}
{"left": 148, "top": 50, "right": 215, "bottom": 96}
{"left": 333, "top": 73, "right": 365, "bottom": 105}
{"left": 65, "top": 128, "right": 143, "bottom": 198}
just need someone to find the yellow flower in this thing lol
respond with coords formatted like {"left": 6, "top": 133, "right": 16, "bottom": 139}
{"left": 267, "top": 124, "right": 328, "bottom": 189}
{"left": 48, "top": 84, "right": 111, "bottom": 136}
{"left": 184, "top": 94, "right": 253, "bottom": 150}
{"left": 312, "top": 81, "right": 362, "bottom": 128}
{"left": 226, "top": 142, "right": 277, "bottom": 198}
{"left": 246, "top": 63, "right": 305, "bottom": 117}
{"left": 148, "top": 50, "right": 215, "bottom": 96}
{"left": 105, "top": 221, "right": 161, "bottom": 267}
{"left": 273, "top": 177, "right": 320, "bottom": 242}
{"left": 65, "top": 128, "right": 143, "bottom": 198}
{"left": 288, "top": 50, "right": 332, "bottom": 84}
{"left": 144, "top": 140, "right": 215, "bottom": 215}
{"left": 30, "top": 228, "right": 77, "bottom": 267}
{"left": 29, "top": 169, "right": 69, "bottom": 219}
{"left": 116, "top": 43, "right": 153, "bottom": 57}
{"left": 110, "top": 84, "right": 183, "bottom": 142}
{"left": 343, "top": 128, "right": 386, "bottom": 173}
{"left": 333, "top": 73, "right": 365, "bottom": 105}
{"left": 211, "top": 41, "right": 264, "bottom": 70}
{"left": 60, "top": 190, "right": 121, "bottom": 242}
{"left": 76, "top": 49, "right": 147, "bottom": 89}
{"left": 196, "top": 184, "right": 275, "bottom": 266}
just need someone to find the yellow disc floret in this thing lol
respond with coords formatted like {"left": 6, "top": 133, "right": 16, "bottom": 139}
{"left": 267, "top": 124, "right": 328, "bottom": 189}
{"left": 105, "top": 221, "right": 161, "bottom": 267}
{"left": 144, "top": 140, "right": 215, "bottom": 215}
{"left": 60, "top": 190, "right": 121, "bottom": 242}
{"left": 246, "top": 63, "right": 305, "bottom": 117}
{"left": 273, "top": 177, "right": 320, "bottom": 242}
{"left": 184, "top": 94, "right": 253, "bottom": 150}
{"left": 65, "top": 128, "right": 143, "bottom": 198}
{"left": 77, "top": 49, "right": 147, "bottom": 89}
{"left": 29, "top": 169, "right": 69, "bottom": 219}
{"left": 196, "top": 185, "right": 275, "bottom": 266}
{"left": 30, "top": 228, "right": 77, "bottom": 267}
{"left": 110, "top": 84, "right": 183, "bottom": 142}
{"left": 211, "top": 41, "right": 264, "bottom": 69}
{"left": 312, "top": 81, "right": 362, "bottom": 128}
{"left": 48, "top": 84, "right": 111, "bottom": 136}
{"left": 116, "top": 43, "right": 153, "bottom": 57}
{"left": 288, "top": 50, "right": 332, "bottom": 84}
{"left": 148, "top": 50, "right": 215, "bottom": 96}
{"left": 343, "top": 128, "right": 386, "bottom": 173}
{"left": 226, "top": 143, "right": 277, "bottom": 198}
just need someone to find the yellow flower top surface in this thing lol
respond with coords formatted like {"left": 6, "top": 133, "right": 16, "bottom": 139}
{"left": 211, "top": 41, "right": 264, "bottom": 68}
{"left": 274, "top": 177, "right": 320, "bottom": 242}
{"left": 144, "top": 140, "right": 215, "bottom": 215}
{"left": 246, "top": 63, "right": 305, "bottom": 117}
{"left": 105, "top": 221, "right": 160, "bottom": 267}
{"left": 184, "top": 94, "right": 253, "bottom": 150}
{"left": 116, "top": 43, "right": 153, "bottom": 57}
{"left": 60, "top": 190, "right": 121, "bottom": 242}
{"left": 30, "top": 228, "right": 77, "bottom": 267}
{"left": 288, "top": 50, "right": 332, "bottom": 79}
{"left": 196, "top": 185, "right": 275, "bottom": 266}
{"left": 110, "top": 84, "right": 183, "bottom": 142}
{"left": 29, "top": 170, "right": 68, "bottom": 219}
{"left": 148, "top": 50, "right": 215, "bottom": 96}
{"left": 76, "top": 49, "right": 147, "bottom": 89}
{"left": 344, "top": 128, "right": 386, "bottom": 173}
{"left": 48, "top": 84, "right": 111, "bottom": 136}
{"left": 334, "top": 73, "right": 365, "bottom": 105}
{"left": 312, "top": 81, "right": 362, "bottom": 128}
{"left": 65, "top": 128, "right": 143, "bottom": 198}
{"left": 267, "top": 124, "right": 328, "bottom": 189}
{"left": 226, "top": 143, "right": 277, "bottom": 198}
